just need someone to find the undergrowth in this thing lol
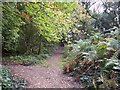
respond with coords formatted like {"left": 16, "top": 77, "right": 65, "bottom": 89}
{"left": 2, "top": 54, "right": 49, "bottom": 66}
{"left": 63, "top": 28, "right": 120, "bottom": 89}
{"left": 1, "top": 66, "right": 27, "bottom": 89}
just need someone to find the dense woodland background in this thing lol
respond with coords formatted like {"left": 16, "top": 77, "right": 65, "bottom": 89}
{"left": 1, "top": 1, "right": 120, "bottom": 89}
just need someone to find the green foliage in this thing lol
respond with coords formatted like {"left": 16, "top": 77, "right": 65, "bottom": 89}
{"left": 18, "top": 23, "right": 41, "bottom": 54}
{"left": 2, "top": 54, "right": 49, "bottom": 65}
{"left": 107, "top": 38, "right": 119, "bottom": 49}
{"left": 2, "top": 2, "right": 24, "bottom": 52}
{"left": 1, "top": 66, "right": 12, "bottom": 89}
{"left": 75, "top": 39, "right": 91, "bottom": 51}
{"left": 2, "top": 2, "right": 76, "bottom": 55}
{"left": 1, "top": 66, "right": 27, "bottom": 89}
{"left": 95, "top": 42, "right": 108, "bottom": 59}
{"left": 63, "top": 29, "right": 120, "bottom": 89}
{"left": 70, "top": 4, "right": 94, "bottom": 39}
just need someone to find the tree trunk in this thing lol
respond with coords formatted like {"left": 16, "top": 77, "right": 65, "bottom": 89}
{"left": 38, "top": 36, "right": 42, "bottom": 54}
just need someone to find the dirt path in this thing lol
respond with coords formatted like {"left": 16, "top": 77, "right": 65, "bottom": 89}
{"left": 6, "top": 48, "right": 81, "bottom": 88}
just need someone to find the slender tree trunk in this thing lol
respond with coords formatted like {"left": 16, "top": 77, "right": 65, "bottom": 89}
{"left": 38, "top": 35, "right": 41, "bottom": 55}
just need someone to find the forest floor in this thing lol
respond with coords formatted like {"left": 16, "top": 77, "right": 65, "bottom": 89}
{"left": 5, "top": 48, "right": 81, "bottom": 88}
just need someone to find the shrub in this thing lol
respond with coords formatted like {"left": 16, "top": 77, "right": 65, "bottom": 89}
{"left": 1, "top": 66, "right": 27, "bottom": 89}
{"left": 63, "top": 31, "right": 120, "bottom": 89}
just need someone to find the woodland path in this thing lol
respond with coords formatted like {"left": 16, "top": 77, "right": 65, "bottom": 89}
{"left": 6, "top": 47, "right": 81, "bottom": 88}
